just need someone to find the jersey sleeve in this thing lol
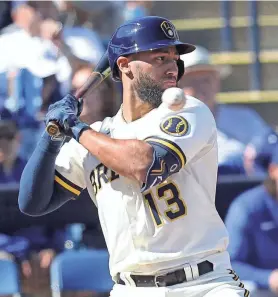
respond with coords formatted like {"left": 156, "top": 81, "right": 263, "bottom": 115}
{"left": 54, "top": 121, "right": 102, "bottom": 197}
{"left": 142, "top": 102, "right": 217, "bottom": 169}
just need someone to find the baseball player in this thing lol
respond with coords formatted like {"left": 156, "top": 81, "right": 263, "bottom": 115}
{"left": 19, "top": 16, "right": 250, "bottom": 297}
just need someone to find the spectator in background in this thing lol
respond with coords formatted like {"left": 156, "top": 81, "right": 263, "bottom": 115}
{"left": 63, "top": 0, "right": 125, "bottom": 42}
{"left": 13, "top": 226, "right": 65, "bottom": 275}
{"left": 0, "top": 118, "right": 62, "bottom": 280}
{"left": 0, "top": 119, "right": 27, "bottom": 184}
{"left": 0, "top": 0, "right": 66, "bottom": 155}
{"left": 0, "top": 0, "right": 105, "bottom": 95}
{"left": 71, "top": 66, "right": 119, "bottom": 124}
{"left": 244, "top": 129, "right": 278, "bottom": 178}
{"left": 0, "top": 233, "right": 32, "bottom": 278}
{"left": 0, "top": 0, "right": 107, "bottom": 158}
{"left": 0, "top": 1, "right": 61, "bottom": 73}
{"left": 0, "top": 115, "right": 66, "bottom": 283}
{"left": 38, "top": 2, "right": 106, "bottom": 95}
{"left": 0, "top": 117, "right": 34, "bottom": 277}
{"left": 225, "top": 147, "right": 278, "bottom": 296}
{"left": 179, "top": 45, "right": 277, "bottom": 176}
{"left": 0, "top": 1, "right": 12, "bottom": 31}
{"left": 0, "top": 67, "right": 61, "bottom": 160}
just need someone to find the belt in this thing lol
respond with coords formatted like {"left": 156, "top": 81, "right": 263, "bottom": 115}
{"left": 116, "top": 260, "right": 213, "bottom": 287}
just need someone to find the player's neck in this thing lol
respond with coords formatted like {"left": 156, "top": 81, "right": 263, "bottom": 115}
{"left": 122, "top": 90, "right": 154, "bottom": 123}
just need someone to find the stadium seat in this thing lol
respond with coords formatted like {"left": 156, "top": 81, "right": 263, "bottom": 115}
{"left": 50, "top": 249, "right": 113, "bottom": 296}
{"left": 0, "top": 254, "right": 21, "bottom": 296}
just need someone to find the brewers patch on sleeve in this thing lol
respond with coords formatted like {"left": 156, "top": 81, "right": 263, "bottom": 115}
{"left": 160, "top": 115, "right": 189, "bottom": 137}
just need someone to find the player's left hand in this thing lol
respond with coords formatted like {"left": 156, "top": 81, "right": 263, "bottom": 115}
{"left": 45, "top": 94, "right": 90, "bottom": 141}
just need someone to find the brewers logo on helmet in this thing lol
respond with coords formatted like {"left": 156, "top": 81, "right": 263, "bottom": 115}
{"left": 160, "top": 21, "right": 178, "bottom": 39}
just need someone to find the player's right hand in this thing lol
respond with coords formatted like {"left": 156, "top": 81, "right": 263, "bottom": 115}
{"left": 45, "top": 94, "right": 84, "bottom": 138}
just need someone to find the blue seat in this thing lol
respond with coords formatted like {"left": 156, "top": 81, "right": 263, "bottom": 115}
{"left": 0, "top": 256, "right": 21, "bottom": 296}
{"left": 50, "top": 249, "right": 113, "bottom": 295}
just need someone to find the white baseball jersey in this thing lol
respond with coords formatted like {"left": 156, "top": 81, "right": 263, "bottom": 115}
{"left": 54, "top": 95, "right": 229, "bottom": 279}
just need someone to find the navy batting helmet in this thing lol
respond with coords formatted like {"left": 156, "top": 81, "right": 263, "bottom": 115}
{"left": 108, "top": 16, "right": 196, "bottom": 82}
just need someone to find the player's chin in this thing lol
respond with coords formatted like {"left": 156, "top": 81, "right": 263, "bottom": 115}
{"left": 162, "top": 81, "right": 178, "bottom": 90}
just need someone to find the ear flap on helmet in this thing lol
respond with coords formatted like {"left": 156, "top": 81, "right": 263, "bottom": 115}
{"left": 177, "top": 59, "right": 184, "bottom": 82}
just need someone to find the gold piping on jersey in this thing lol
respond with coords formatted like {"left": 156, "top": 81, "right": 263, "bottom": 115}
{"left": 160, "top": 115, "right": 189, "bottom": 137}
{"left": 145, "top": 137, "right": 186, "bottom": 168}
{"left": 54, "top": 170, "right": 82, "bottom": 196}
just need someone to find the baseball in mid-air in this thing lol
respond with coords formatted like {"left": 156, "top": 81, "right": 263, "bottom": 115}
{"left": 161, "top": 87, "right": 186, "bottom": 111}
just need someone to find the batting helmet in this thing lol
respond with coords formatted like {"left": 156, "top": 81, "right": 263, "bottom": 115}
{"left": 107, "top": 16, "right": 196, "bottom": 82}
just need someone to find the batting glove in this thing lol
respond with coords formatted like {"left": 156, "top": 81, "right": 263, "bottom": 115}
{"left": 45, "top": 94, "right": 90, "bottom": 141}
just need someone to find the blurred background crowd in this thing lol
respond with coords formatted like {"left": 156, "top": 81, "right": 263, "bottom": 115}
{"left": 0, "top": 1, "right": 278, "bottom": 297}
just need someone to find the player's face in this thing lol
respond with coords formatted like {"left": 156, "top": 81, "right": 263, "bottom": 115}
{"left": 0, "top": 133, "right": 18, "bottom": 163}
{"left": 130, "top": 46, "right": 179, "bottom": 108}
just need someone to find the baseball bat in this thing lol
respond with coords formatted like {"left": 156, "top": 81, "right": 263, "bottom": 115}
{"left": 46, "top": 50, "right": 111, "bottom": 137}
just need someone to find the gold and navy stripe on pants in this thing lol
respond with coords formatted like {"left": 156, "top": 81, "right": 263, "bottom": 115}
{"left": 145, "top": 136, "right": 186, "bottom": 168}
{"left": 54, "top": 170, "right": 82, "bottom": 196}
{"left": 228, "top": 269, "right": 250, "bottom": 297}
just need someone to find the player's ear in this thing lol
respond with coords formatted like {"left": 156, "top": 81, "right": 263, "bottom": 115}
{"left": 117, "top": 56, "right": 133, "bottom": 79}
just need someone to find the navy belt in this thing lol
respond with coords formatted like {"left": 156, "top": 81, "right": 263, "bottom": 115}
{"left": 116, "top": 260, "right": 213, "bottom": 287}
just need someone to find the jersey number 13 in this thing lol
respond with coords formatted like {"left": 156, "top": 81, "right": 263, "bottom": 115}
{"left": 144, "top": 181, "right": 187, "bottom": 227}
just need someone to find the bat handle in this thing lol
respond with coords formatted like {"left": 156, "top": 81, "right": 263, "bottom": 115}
{"left": 46, "top": 121, "right": 62, "bottom": 137}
